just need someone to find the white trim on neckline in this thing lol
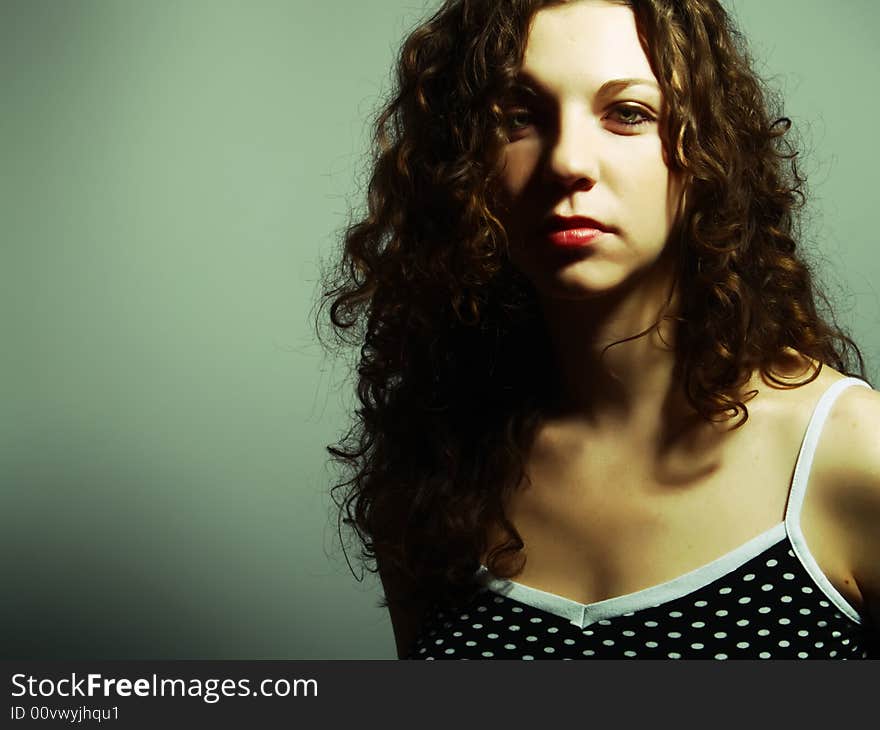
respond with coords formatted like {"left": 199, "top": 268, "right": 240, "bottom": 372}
{"left": 477, "top": 522, "right": 786, "bottom": 628}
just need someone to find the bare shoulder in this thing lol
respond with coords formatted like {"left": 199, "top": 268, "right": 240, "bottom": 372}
{"left": 805, "top": 362, "right": 880, "bottom": 492}
{"left": 746, "top": 358, "right": 879, "bottom": 623}
{"left": 806, "top": 365, "right": 880, "bottom": 627}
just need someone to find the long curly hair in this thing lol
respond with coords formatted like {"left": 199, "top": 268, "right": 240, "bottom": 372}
{"left": 316, "top": 0, "right": 867, "bottom": 616}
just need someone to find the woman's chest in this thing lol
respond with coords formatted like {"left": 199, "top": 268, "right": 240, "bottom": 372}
{"left": 480, "top": 408, "right": 859, "bottom": 611}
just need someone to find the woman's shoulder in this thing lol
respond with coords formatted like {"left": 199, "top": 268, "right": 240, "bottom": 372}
{"left": 751, "top": 355, "right": 878, "bottom": 507}
{"left": 779, "top": 360, "right": 880, "bottom": 628}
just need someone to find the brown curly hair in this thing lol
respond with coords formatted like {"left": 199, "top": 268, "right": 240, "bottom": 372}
{"left": 315, "top": 0, "right": 867, "bottom": 619}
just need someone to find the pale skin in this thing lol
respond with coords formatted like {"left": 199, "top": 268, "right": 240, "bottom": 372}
{"left": 381, "top": 0, "right": 880, "bottom": 658}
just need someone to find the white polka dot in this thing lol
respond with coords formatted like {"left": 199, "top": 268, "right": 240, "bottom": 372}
{"left": 832, "top": 631, "right": 842, "bottom": 638}
{"left": 509, "top": 625, "right": 520, "bottom": 632}
{"left": 523, "top": 655, "right": 534, "bottom": 660}
{"left": 798, "top": 652, "right": 809, "bottom": 659}
{"left": 778, "top": 640, "right": 790, "bottom": 648}
{"left": 477, "top": 606, "right": 487, "bottom": 612}
{"left": 623, "top": 612, "right": 635, "bottom": 617}
{"left": 758, "top": 606, "right": 772, "bottom": 614}
{"left": 743, "top": 573, "right": 756, "bottom": 582}
{"left": 783, "top": 573, "right": 795, "bottom": 580}
{"left": 715, "top": 653, "right": 728, "bottom": 660}
{"left": 511, "top": 607, "right": 523, "bottom": 613}
{"left": 816, "top": 621, "right": 827, "bottom": 627}
{"left": 715, "top": 609, "right": 729, "bottom": 617}
{"left": 582, "top": 650, "right": 595, "bottom": 656}
{"left": 526, "top": 636, "right": 537, "bottom": 642}
{"left": 667, "top": 632, "right": 682, "bottom": 638}
{"left": 425, "top": 657, "right": 435, "bottom": 660}
{"left": 645, "top": 641, "right": 658, "bottom": 648}
{"left": 669, "top": 611, "right": 683, "bottom": 618}
{"left": 434, "top": 639, "right": 444, "bottom": 645}
{"left": 842, "top": 639, "right": 851, "bottom": 645}
{"left": 493, "top": 596, "right": 504, "bottom": 603}
{"left": 466, "top": 641, "right": 477, "bottom": 647}
{"left": 801, "top": 586, "right": 813, "bottom": 594}
{"left": 598, "top": 619, "right": 612, "bottom": 626}
{"left": 529, "top": 617, "right": 542, "bottom": 623}
{"left": 766, "top": 559, "right": 778, "bottom": 567}
{"left": 738, "top": 596, "right": 751, "bottom": 604}
{"left": 582, "top": 630, "right": 594, "bottom": 636}
{"left": 819, "top": 601, "right": 830, "bottom": 608}
{"left": 814, "top": 642, "right": 824, "bottom": 648}
{"left": 504, "top": 643, "right": 516, "bottom": 650}
{"left": 759, "top": 652, "right": 772, "bottom": 659}
{"left": 668, "top": 652, "right": 681, "bottom": 659}
{"left": 778, "top": 618, "right": 791, "bottom": 625}
{"left": 736, "top": 619, "right": 749, "bottom": 627}
{"left": 780, "top": 596, "right": 792, "bottom": 603}
{"left": 603, "top": 639, "right": 615, "bottom": 646}
{"left": 694, "top": 600, "right": 708, "bottom": 607}
{"left": 547, "top": 627, "right": 559, "bottom": 633}
{"left": 460, "top": 614, "right": 470, "bottom": 620}
{"left": 691, "top": 621, "right": 705, "bottom": 628}
{"left": 797, "top": 630, "right": 809, "bottom": 637}
{"left": 453, "top": 631, "right": 462, "bottom": 637}
{"left": 445, "top": 648, "right": 455, "bottom": 654}
{"left": 419, "top": 648, "right": 426, "bottom": 654}
{"left": 799, "top": 608, "right": 811, "bottom": 615}
{"left": 829, "top": 651, "right": 837, "bottom": 658}
{"left": 472, "top": 623, "right": 483, "bottom": 629}
{"left": 644, "top": 620, "right": 658, "bottom": 627}
{"left": 761, "top": 584, "right": 774, "bottom": 592}
{"left": 757, "top": 629, "right": 770, "bottom": 637}
{"left": 691, "top": 643, "right": 704, "bottom": 650}
{"left": 714, "top": 632, "right": 727, "bottom": 639}
{"left": 492, "top": 615, "right": 503, "bottom": 621}
{"left": 718, "top": 587, "right": 732, "bottom": 595}
{"left": 622, "top": 630, "right": 636, "bottom": 637}
{"left": 564, "top": 639, "right": 575, "bottom": 645}
{"left": 736, "top": 641, "right": 750, "bottom": 649}
{"left": 544, "top": 647, "right": 555, "bottom": 653}
{"left": 487, "top": 633, "right": 499, "bottom": 639}
{"left": 624, "top": 650, "right": 637, "bottom": 657}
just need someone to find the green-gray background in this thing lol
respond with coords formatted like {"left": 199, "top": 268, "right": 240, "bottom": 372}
{"left": 2, "top": 0, "right": 877, "bottom": 659}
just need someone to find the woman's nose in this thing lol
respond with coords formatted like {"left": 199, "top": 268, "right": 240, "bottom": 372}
{"left": 546, "top": 111, "right": 600, "bottom": 190}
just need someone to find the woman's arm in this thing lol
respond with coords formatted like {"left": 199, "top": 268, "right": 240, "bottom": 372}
{"left": 377, "top": 558, "right": 428, "bottom": 659}
{"left": 820, "top": 385, "right": 880, "bottom": 635}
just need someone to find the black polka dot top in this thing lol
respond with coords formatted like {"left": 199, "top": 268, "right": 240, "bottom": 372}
{"left": 408, "top": 377, "right": 878, "bottom": 660}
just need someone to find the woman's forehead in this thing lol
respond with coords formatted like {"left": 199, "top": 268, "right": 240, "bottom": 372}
{"left": 523, "top": 1, "right": 655, "bottom": 87}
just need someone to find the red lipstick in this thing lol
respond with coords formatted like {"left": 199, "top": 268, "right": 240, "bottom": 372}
{"left": 542, "top": 216, "right": 611, "bottom": 248}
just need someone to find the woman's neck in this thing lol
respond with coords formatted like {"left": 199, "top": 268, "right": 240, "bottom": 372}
{"left": 538, "top": 262, "right": 687, "bottom": 436}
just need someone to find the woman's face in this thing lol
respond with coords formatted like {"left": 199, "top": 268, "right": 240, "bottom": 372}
{"left": 497, "top": 0, "right": 683, "bottom": 301}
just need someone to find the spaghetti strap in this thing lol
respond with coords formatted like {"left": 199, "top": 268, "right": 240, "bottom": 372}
{"left": 783, "top": 375, "right": 871, "bottom": 623}
{"left": 784, "top": 376, "right": 871, "bottom": 526}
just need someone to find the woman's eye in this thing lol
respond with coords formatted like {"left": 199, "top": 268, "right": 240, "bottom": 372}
{"left": 608, "top": 104, "right": 654, "bottom": 128}
{"left": 504, "top": 109, "right": 533, "bottom": 132}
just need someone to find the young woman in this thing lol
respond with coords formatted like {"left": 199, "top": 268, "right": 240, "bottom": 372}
{"left": 319, "top": 0, "right": 879, "bottom": 659}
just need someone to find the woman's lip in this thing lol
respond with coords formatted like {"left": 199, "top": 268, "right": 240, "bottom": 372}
{"left": 545, "top": 227, "right": 606, "bottom": 247}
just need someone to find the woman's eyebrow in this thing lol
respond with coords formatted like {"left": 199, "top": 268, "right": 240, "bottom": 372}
{"left": 512, "top": 73, "right": 660, "bottom": 99}
{"left": 596, "top": 77, "right": 660, "bottom": 97}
